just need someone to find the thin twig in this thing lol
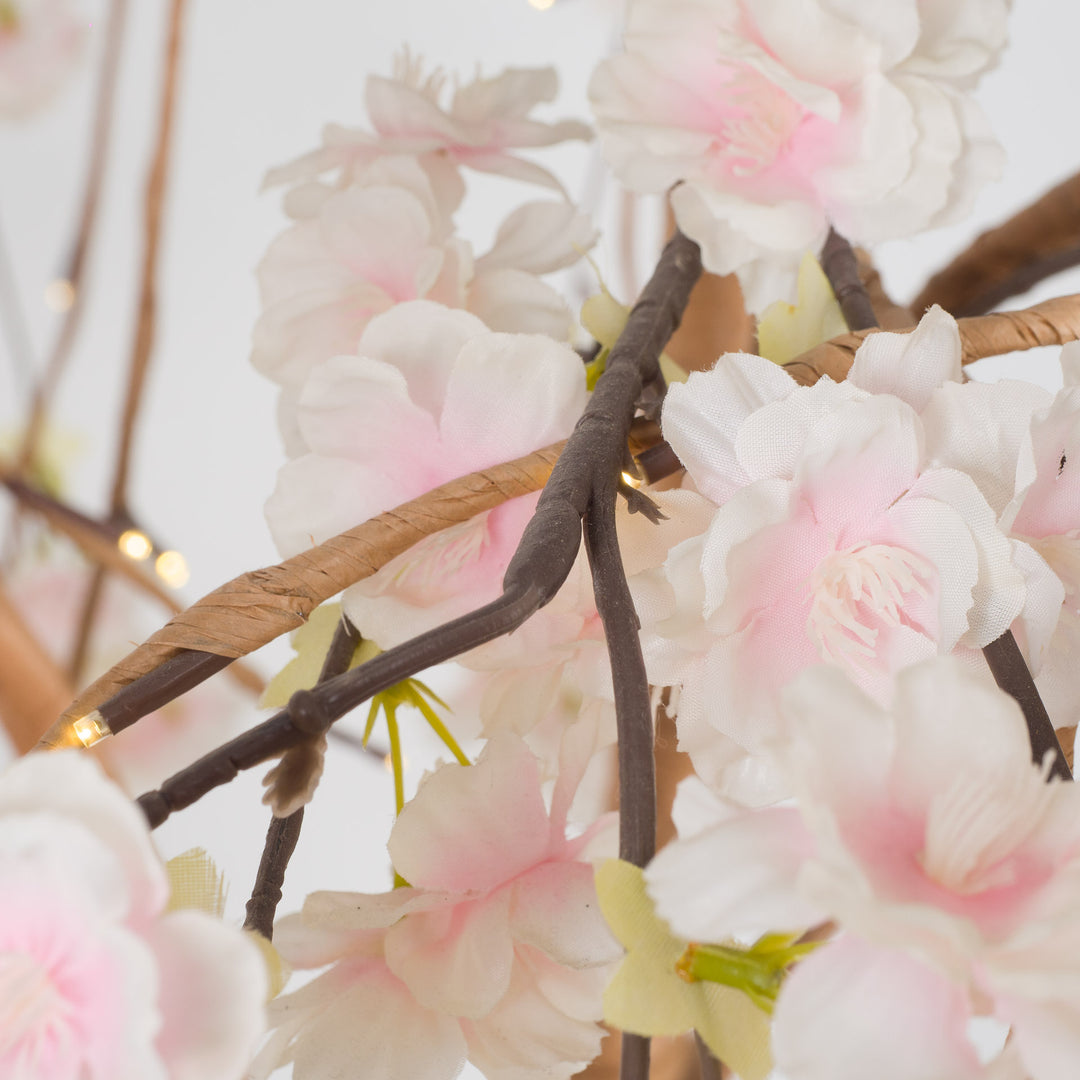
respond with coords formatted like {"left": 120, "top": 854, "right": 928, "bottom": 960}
{"left": 65, "top": 0, "right": 186, "bottom": 694}
{"left": 585, "top": 494, "right": 655, "bottom": 867}
{"left": 242, "top": 617, "right": 361, "bottom": 940}
{"left": 242, "top": 809, "right": 303, "bottom": 941}
{"left": 820, "top": 228, "right": 878, "bottom": 332}
{"left": 16, "top": 0, "right": 130, "bottom": 471}
{"left": 109, "top": 0, "right": 185, "bottom": 513}
{"left": 983, "top": 630, "right": 1071, "bottom": 781}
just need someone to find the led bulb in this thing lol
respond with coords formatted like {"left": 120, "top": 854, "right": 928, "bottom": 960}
{"left": 529, "top": 0, "right": 556, "bottom": 8}
{"left": 73, "top": 711, "right": 111, "bottom": 747}
{"left": 154, "top": 550, "right": 189, "bottom": 588}
{"left": 621, "top": 470, "right": 642, "bottom": 489}
{"left": 118, "top": 529, "right": 152, "bottom": 561}
{"left": 44, "top": 279, "right": 76, "bottom": 312}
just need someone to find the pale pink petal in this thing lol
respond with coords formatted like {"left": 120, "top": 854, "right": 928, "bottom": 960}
{"left": 389, "top": 736, "right": 552, "bottom": 893}
{"left": 357, "top": 300, "right": 488, "bottom": 419}
{"left": 0, "top": 753, "right": 167, "bottom": 925}
{"left": 996, "top": 994, "right": 1080, "bottom": 1080}
{"left": 773, "top": 937, "right": 986, "bottom": 1080}
{"left": 476, "top": 201, "right": 598, "bottom": 276}
{"left": 466, "top": 268, "right": 573, "bottom": 339}
{"left": 149, "top": 912, "right": 266, "bottom": 1080}
{"left": 385, "top": 890, "right": 515, "bottom": 1018}
{"left": 662, "top": 357, "right": 798, "bottom": 505}
{"left": 463, "top": 960, "right": 604, "bottom": 1080}
{"left": 509, "top": 862, "right": 620, "bottom": 969}
{"left": 439, "top": 333, "right": 585, "bottom": 466}
{"left": 646, "top": 807, "right": 822, "bottom": 942}
{"left": 849, "top": 306, "right": 962, "bottom": 412}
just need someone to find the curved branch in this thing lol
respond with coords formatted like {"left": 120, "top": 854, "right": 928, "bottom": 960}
{"left": 783, "top": 293, "right": 1080, "bottom": 386}
{"left": 38, "top": 442, "right": 565, "bottom": 748}
{"left": 914, "top": 169, "right": 1080, "bottom": 317}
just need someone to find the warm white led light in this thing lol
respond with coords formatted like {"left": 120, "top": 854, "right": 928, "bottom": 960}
{"left": 154, "top": 550, "right": 190, "bottom": 588}
{"left": 73, "top": 711, "right": 111, "bottom": 747}
{"left": 118, "top": 529, "right": 152, "bottom": 561}
{"left": 621, "top": 470, "right": 642, "bottom": 489}
{"left": 528, "top": 0, "right": 556, "bottom": 9}
{"left": 44, "top": 278, "right": 76, "bottom": 312}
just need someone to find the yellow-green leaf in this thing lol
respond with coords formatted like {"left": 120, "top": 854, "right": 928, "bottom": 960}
{"left": 261, "top": 602, "right": 379, "bottom": 709}
{"left": 596, "top": 859, "right": 773, "bottom": 1080}
{"left": 165, "top": 848, "right": 227, "bottom": 918}
{"left": 757, "top": 251, "right": 847, "bottom": 366}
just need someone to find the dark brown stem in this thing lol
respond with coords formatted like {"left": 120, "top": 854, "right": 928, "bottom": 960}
{"left": 68, "top": 567, "right": 106, "bottom": 685}
{"left": 243, "top": 809, "right": 303, "bottom": 940}
{"left": 820, "top": 228, "right": 879, "bottom": 332}
{"left": 241, "top": 617, "right": 361, "bottom": 940}
{"left": 136, "top": 585, "right": 542, "bottom": 827}
{"left": 619, "top": 1034, "right": 650, "bottom": 1080}
{"left": 982, "top": 630, "right": 1072, "bottom": 781}
{"left": 694, "top": 1034, "right": 725, "bottom": 1080}
{"left": 133, "top": 229, "right": 702, "bottom": 827}
{"left": 16, "top": 0, "right": 129, "bottom": 472}
{"left": 585, "top": 493, "right": 655, "bottom": 867}
{"left": 109, "top": 0, "right": 186, "bottom": 513}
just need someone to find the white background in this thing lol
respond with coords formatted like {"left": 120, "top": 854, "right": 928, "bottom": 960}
{"left": 2, "top": 0, "right": 1080, "bottom": 1072}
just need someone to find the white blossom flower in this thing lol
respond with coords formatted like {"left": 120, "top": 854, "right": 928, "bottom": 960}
{"left": 631, "top": 328, "right": 1027, "bottom": 800}
{"left": 588, "top": 0, "right": 1007, "bottom": 311}
{"left": 265, "top": 49, "right": 591, "bottom": 213}
{"left": 0, "top": 752, "right": 265, "bottom": 1078}
{"left": 647, "top": 658, "right": 1080, "bottom": 1080}
{"left": 250, "top": 735, "right": 620, "bottom": 1080}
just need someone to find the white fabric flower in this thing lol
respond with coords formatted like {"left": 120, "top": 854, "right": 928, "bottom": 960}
{"left": 0, "top": 752, "right": 265, "bottom": 1079}
{"left": 588, "top": 0, "right": 1007, "bottom": 311}
{"left": 631, "top": 329, "right": 1027, "bottom": 800}
{"left": 265, "top": 49, "right": 591, "bottom": 212}
{"left": 250, "top": 735, "right": 620, "bottom": 1080}
{"left": 647, "top": 658, "right": 1080, "bottom": 1080}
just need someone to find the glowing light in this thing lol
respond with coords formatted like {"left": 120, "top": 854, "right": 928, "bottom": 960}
{"left": 118, "top": 529, "right": 152, "bottom": 561}
{"left": 44, "top": 279, "right": 76, "bottom": 312}
{"left": 154, "top": 550, "right": 189, "bottom": 588}
{"left": 383, "top": 753, "right": 409, "bottom": 773}
{"left": 621, "top": 470, "right": 642, "bottom": 489}
{"left": 73, "top": 711, "right": 111, "bottom": 747}
{"left": 528, "top": 0, "right": 556, "bottom": 8}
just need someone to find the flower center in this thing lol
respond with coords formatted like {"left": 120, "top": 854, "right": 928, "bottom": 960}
{"left": 1024, "top": 530, "right": 1080, "bottom": 601}
{"left": 716, "top": 67, "right": 804, "bottom": 176}
{"left": 920, "top": 764, "right": 1053, "bottom": 895}
{"left": 805, "top": 542, "right": 931, "bottom": 670}
{"left": 0, "top": 950, "right": 68, "bottom": 1061}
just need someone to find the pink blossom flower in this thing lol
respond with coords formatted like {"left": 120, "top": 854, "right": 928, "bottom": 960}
{"left": 252, "top": 155, "right": 595, "bottom": 454}
{"left": 0, "top": 751, "right": 265, "bottom": 1078}
{"left": 0, "top": 0, "right": 85, "bottom": 120}
{"left": 588, "top": 0, "right": 1006, "bottom": 311}
{"left": 630, "top": 345, "right": 1025, "bottom": 800}
{"left": 647, "top": 658, "right": 1080, "bottom": 1080}
{"left": 265, "top": 49, "right": 591, "bottom": 211}
{"left": 250, "top": 734, "right": 620, "bottom": 1080}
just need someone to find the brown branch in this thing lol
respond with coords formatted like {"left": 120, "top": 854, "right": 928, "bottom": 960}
{"left": 783, "top": 293, "right": 1080, "bottom": 386}
{"left": 243, "top": 808, "right": 303, "bottom": 941}
{"left": 109, "top": 0, "right": 185, "bottom": 513}
{"left": 38, "top": 442, "right": 566, "bottom": 748}
{"left": 131, "top": 230, "right": 701, "bottom": 848}
{"left": 820, "top": 228, "right": 878, "bottom": 332}
{"left": 854, "top": 248, "right": 913, "bottom": 329}
{"left": 983, "top": 630, "right": 1071, "bottom": 781}
{"left": 241, "top": 615, "right": 362, "bottom": 940}
{"left": 0, "top": 579, "right": 73, "bottom": 753}
{"left": 16, "top": 0, "right": 130, "bottom": 472}
{"left": 914, "top": 169, "right": 1080, "bottom": 318}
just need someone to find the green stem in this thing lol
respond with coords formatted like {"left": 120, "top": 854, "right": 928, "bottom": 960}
{"left": 414, "top": 694, "right": 470, "bottom": 766}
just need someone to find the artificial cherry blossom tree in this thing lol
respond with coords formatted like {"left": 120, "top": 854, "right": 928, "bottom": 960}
{"left": 5, "top": 2, "right": 1080, "bottom": 1079}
